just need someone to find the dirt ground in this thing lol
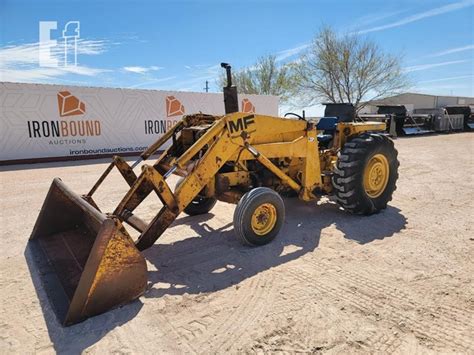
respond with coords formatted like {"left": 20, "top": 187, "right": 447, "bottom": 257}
{"left": 0, "top": 133, "right": 473, "bottom": 354}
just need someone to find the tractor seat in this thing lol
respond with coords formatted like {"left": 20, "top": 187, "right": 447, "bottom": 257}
{"left": 317, "top": 116, "right": 338, "bottom": 142}
{"left": 317, "top": 134, "right": 333, "bottom": 142}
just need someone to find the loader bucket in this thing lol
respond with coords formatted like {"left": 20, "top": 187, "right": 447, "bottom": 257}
{"left": 28, "top": 178, "right": 147, "bottom": 326}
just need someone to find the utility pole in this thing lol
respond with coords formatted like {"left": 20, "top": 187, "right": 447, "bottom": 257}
{"left": 204, "top": 80, "right": 209, "bottom": 93}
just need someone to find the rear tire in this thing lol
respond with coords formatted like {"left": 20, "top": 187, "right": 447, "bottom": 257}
{"left": 332, "top": 133, "right": 399, "bottom": 215}
{"left": 233, "top": 187, "right": 285, "bottom": 246}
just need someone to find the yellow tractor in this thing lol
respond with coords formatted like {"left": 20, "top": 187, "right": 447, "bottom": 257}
{"left": 28, "top": 63, "right": 399, "bottom": 325}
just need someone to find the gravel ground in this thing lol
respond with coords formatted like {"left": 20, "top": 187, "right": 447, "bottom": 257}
{"left": 0, "top": 132, "right": 473, "bottom": 354}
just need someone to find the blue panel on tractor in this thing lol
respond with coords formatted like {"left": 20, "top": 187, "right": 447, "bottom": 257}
{"left": 317, "top": 117, "right": 338, "bottom": 131}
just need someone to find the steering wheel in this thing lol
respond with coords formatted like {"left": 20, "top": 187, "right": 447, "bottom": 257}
{"left": 284, "top": 112, "right": 305, "bottom": 120}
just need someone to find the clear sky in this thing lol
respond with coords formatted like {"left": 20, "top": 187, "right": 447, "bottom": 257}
{"left": 1, "top": 0, "right": 473, "bottom": 109}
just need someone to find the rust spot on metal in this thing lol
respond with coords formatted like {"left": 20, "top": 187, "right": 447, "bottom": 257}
{"left": 157, "top": 180, "right": 164, "bottom": 193}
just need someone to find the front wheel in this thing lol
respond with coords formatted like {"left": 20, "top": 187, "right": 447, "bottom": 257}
{"left": 176, "top": 178, "right": 217, "bottom": 216}
{"left": 332, "top": 133, "right": 399, "bottom": 215}
{"left": 233, "top": 187, "right": 285, "bottom": 246}
{"left": 184, "top": 196, "right": 217, "bottom": 216}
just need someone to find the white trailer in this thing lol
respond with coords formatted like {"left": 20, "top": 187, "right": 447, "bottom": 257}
{"left": 0, "top": 82, "right": 279, "bottom": 164}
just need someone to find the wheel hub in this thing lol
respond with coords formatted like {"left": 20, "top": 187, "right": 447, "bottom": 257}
{"left": 251, "top": 203, "right": 277, "bottom": 236}
{"left": 364, "top": 154, "right": 389, "bottom": 198}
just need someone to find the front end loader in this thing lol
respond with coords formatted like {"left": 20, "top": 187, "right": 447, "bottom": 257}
{"left": 28, "top": 63, "right": 399, "bottom": 326}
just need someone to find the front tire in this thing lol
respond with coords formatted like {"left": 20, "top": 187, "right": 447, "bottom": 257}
{"left": 176, "top": 177, "right": 217, "bottom": 216}
{"left": 184, "top": 196, "right": 217, "bottom": 216}
{"left": 233, "top": 187, "right": 285, "bottom": 246}
{"left": 332, "top": 133, "right": 399, "bottom": 215}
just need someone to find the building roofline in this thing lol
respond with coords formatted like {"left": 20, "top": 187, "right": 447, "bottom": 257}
{"left": 369, "top": 92, "right": 474, "bottom": 101}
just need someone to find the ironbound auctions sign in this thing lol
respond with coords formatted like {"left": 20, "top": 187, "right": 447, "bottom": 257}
{"left": 0, "top": 82, "right": 279, "bottom": 163}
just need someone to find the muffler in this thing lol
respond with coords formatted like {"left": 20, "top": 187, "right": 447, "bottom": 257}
{"left": 28, "top": 178, "right": 147, "bottom": 326}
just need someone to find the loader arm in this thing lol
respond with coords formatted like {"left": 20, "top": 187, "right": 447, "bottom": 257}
{"left": 112, "top": 116, "right": 241, "bottom": 250}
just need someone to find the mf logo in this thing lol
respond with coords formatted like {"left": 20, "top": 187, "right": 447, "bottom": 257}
{"left": 39, "top": 21, "right": 80, "bottom": 67}
{"left": 228, "top": 115, "right": 255, "bottom": 135}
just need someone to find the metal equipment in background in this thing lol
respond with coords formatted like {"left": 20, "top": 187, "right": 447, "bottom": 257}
{"left": 28, "top": 64, "right": 399, "bottom": 326}
{"left": 359, "top": 104, "right": 468, "bottom": 136}
{"left": 412, "top": 107, "right": 464, "bottom": 133}
{"left": 358, "top": 105, "right": 401, "bottom": 137}
{"left": 363, "top": 104, "right": 471, "bottom": 136}
{"left": 444, "top": 105, "right": 474, "bottom": 131}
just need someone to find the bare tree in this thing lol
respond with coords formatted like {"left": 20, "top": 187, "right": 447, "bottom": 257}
{"left": 218, "top": 55, "right": 295, "bottom": 103}
{"left": 293, "top": 27, "right": 409, "bottom": 110}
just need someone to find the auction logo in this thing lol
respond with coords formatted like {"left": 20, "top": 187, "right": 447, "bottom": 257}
{"left": 27, "top": 91, "right": 101, "bottom": 144}
{"left": 242, "top": 98, "right": 256, "bottom": 113}
{"left": 57, "top": 91, "right": 86, "bottom": 117}
{"left": 166, "top": 96, "right": 185, "bottom": 117}
{"left": 145, "top": 96, "right": 183, "bottom": 134}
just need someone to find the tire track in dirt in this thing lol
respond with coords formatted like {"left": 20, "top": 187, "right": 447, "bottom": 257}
{"left": 243, "top": 267, "right": 368, "bottom": 353}
{"left": 160, "top": 272, "right": 272, "bottom": 353}
{"left": 142, "top": 230, "right": 277, "bottom": 354}
{"left": 324, "top": 265, "right": 474, "bottom": 329}
{"left": 318, "top": 264, "right": 474, "bottom": 332}
{"left": 363, "top": 331, "right": 404, "bottom": 353}
{"left": 323, "top": 271, "right": 472, "bottom": 352}
{"left": 155, "top": 312, "right": 198, "bottom": 353}
{"left": 285, "top": 267, "right": 405, "bottom": 354}
{"left": 210, "top": 273, "right": 274, "bottom": 352}
{"left": 246, "top": 272, "right": 404, "bottom": 353}
{"left": 292, "top": 259, "right": 473, "bottom": 352}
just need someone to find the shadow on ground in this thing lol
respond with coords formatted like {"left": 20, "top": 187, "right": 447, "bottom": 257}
{"left": 24, "top": 197, "right": 405, "bottom": 353}
{"left": 144, "top": 198, "right": 407, "bottom": 298}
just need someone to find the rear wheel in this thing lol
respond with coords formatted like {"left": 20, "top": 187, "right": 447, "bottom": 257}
{"left": 233, "top": 187, "right": 285, "bottom": 246}
{"left": 332, "top": 133, "right": 399, "bottom": 215}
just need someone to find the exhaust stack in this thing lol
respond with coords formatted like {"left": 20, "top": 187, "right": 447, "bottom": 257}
{"left": 221, "top": 62, "right": 239, "bottom": 114}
